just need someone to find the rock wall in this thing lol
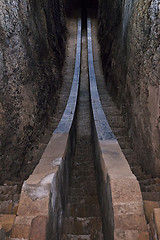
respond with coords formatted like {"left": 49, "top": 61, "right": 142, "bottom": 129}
{"left": 0, "top": 0, "right": 66, "bottom": 182}
{"left": 98, "top": 0, "right": 160, "bottom": 175}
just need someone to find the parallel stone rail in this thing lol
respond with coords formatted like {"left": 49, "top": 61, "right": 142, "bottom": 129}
{"left": 87, "top": 17, "right": 149, "bottom": 240}
{"left": 10, "top": 17, "right": 82, "bottom": 240}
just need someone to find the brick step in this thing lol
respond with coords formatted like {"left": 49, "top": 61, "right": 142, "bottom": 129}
{"left": 73, "top": 156, "right": 94, "bottom": 162}
{"left": 70, "top": 180, "right": 97, "bottom": 189}
{"left": 32, "top": 149, "right": 44, "bottom": 159}
{"left": 117, "top": 140, "right": 131, "bottom": 150}
{"left": 68, "top": 195, "right": 99, "bottom": 205}
{"left": 37, "top": 142, "right": 47, "bottom": 150}
{"left": 72, "top": 163, "right": 95, "bottom": 170}
{"left": 149, "top": 208, "right": 160, "bottom": 239}
{"left": 124, "top": 155, "right": 138, "bottom": 167}
{"left": 0, "top": 201, "right": 19, "bottom": 214}
{"left": 40, "top": 131, "right": 52, "bottom": 144}
{"left": 62, "top": 217, "right": 103, "bottom": 236}
{"left": 69, "top": 187, "right": 98, "bottom": 196}
{"left": 105, "top": 106, "right": 121, "bottom": 116}
{"left": 130, "top": 166, "right": 144, "bottom": 176}
{"left": 111, "top": 127, "right": 126, "bottom": 136}
{"left": 0, "top": 193, "right": 20, "bottom": 202}
{"left": 0, "top": 214, "right": 16, "bottom": 235}
{"left": 71, "top": 166, "right": 95, "bottom": 174}
{"left": 137, "top": 174, "right": 152, "bottom": 181}
{"left": 65, "top": 203, "right": 101, "bottom": 217}
{"left": 62, "top": 233, "right": 103, "bottom": 240}
{"left": 71, "top": 172, "right": 96, "bottom": 181}
{"left": 106, "top": 116, "right": 125, "bottom": 128}
{"left": 62, "top": 234, "right": 91, "bottom": 240}
{"left": 142, "top": 192, "right": 160, "bottom": 201}
{"left": 125, "top": 156, "right": 138, "bottom": 166}
{"left": 100, "top": 101, "right": 115, "bottom": 108}
{"left": 140, "top": 184, "right": 160, "bottom": 193}
{"left": 139, "top": 178, "right": 158, "bottom": 186}
{"left": 143, "top": 200, "right": 160, "bottom": 223}
{"left": 0, "top": 184, "right": 21, "bottom": 196}
{"left": 122, "top": 148, "right": 135, "bottom": 157}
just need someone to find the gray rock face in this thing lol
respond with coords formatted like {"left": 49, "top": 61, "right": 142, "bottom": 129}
{"left": 98, "top": 0, "right": 160, "bottom": 175}
{"left": 0, "top": 0, "right": 66, "bottom": 182}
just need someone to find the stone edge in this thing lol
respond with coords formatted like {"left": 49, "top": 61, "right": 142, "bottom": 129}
{"left": 87, "top": 16, "right": 149, "bottom": 240}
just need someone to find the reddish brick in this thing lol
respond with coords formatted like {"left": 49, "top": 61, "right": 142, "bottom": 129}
{"left": 29, "top": 216, "right": 47, "bottom": 240}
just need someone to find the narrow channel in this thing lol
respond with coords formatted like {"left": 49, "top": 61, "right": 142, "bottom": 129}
{"left": 60, "top": 10, "right": 104, "bottom": 240}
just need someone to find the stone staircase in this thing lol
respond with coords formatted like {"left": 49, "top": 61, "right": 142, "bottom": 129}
{"left": 0, "top": 181, "right": 21, "bottom": 239}
{"left": 61, "top": 137, "right": 103, "bottom": 240}
{"left": 61, "top": 15, "right": 104, "bottom": 239}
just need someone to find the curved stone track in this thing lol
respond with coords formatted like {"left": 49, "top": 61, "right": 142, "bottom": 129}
{"left": 90, "top": 11, "right": 160, "bottom": 228}
{"left": 60, "top": 12, "right": 104, "bottom": 240}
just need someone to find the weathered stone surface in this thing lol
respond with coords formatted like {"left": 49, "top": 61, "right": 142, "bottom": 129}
{"left": 11, "top": 215, "right": 34, "bottom": 238}
{"left": 29, "top": 216, "right": 47, "bottom": 240}
{"left": 100, "top": 140, "right": 134, "bottom": 179}
{"left": 143, "top": 200, "right": 159, "bottom": 222}
{"left": 11, "top": 224, "right": 30, "bottom": 239}
{"left": 114, "top": 214, "right": 147, "bottom": 231}
{"left": 33, "top": 133, "right": 68, "bottom": 174}
{"left": 0, "top": 214, "right": 16, "bottom": 233}
{"left": 149, "top": 208, "right": 160, "bottom": 240}
{"left": 114, "top": 201, "right": 144, "bottom": 216}
{"left": 111, "top": 178, "right": 142, "bottom": 203}
{"left": 17, "top": 191, "right": 49, "bottom": 216}
{"left": 0, "top": 0, "right": 66, "bottom": 184}
{"left": 114, "top": 229, "right": 149, "bottom": 240}
{"left": 98, "top": 0, "right": 160, "bottom": 176}
{"left": 153, "top": 208, "right": 160, "bottom": 239}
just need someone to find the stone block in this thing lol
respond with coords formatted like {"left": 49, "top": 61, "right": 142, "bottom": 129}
{"left": 11, "top": 216, "right": 34, "bottom": 239}
{"left": 29, "top": 216, "right": 47, "bottom": 240}
{"left": 111, "top": 178, "right": 142, "bottom": 204}
{"left": 100, "top": 140, "right": 134, "bottom": 179}
{"left": 138, "top": 231, "right": 149, "bottom": 240}
{"left": 114, "top": 229, "right": 126, "bottom": 240}
{"left": 0, "top": 214, "right": 16, "bottom": 233}
{"left": 114, "top": 201, "right": 144, "bottom": 216}
{"left": 143, "top": 200, "right": 159, "bottom": 222}
{"left": 149, "top": 208, "right": 160, "bottom": 240}
{"left": 114, "top": 229, "right": 149, "bottom": 240}
{"left": 114, "top": 214, "right": 147, "bottom": 231}
{"left": 18, "top": 191, "right": 49, "bottom": 216}
{"left": 154, "top": 208, "right": 160, "bottom": 239}
{"left": 14, "top": 216, "right": 34, "bottom": 225}
{"left": 12, "top": 203, "right": 19, "bottom": 215}
{"left": 11, "top": 224, "right": 30, "bottom": 239}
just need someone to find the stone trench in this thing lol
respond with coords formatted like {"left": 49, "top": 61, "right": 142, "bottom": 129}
{"left": 0, "top": 0, "right": 160, "bottom": 239}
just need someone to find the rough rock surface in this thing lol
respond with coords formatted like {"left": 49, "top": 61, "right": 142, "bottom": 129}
{"left": 0, "top": 0, "right": 66, "bottom": 183}
{"left": 98, "top": 0, "right": 160, "bottom": 175}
